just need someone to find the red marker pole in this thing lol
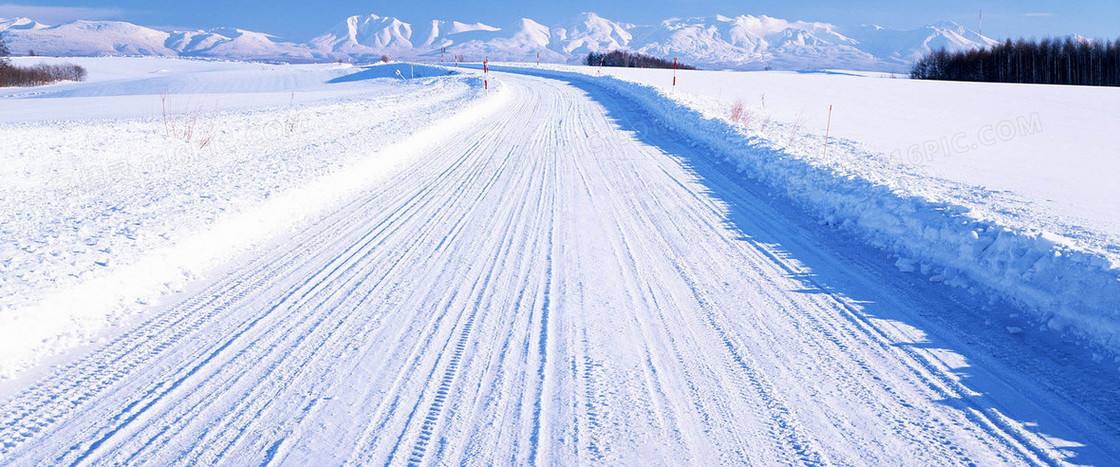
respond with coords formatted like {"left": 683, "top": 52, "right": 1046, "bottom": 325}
{"left": 484, "top": 58, "right": 488, "bottom": 90}
{"left": 672, "top": 57, "right": 678, "bottom": 89}
{"left": 537, "top": 52, "right": 540, "bottom": 67}
{"left": 598, "top": 56, "right": 604, "bottom": 75}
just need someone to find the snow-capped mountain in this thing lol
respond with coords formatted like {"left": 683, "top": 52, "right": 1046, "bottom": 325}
{"left": 173, "top": 28, "right": 321, "bottom": 61}
{"left": 309, "top": 14, "right": 417, "bottom": 58}
{"left": 626, "top": 15, "right": 882, "bottom": 70}
{"left": 551, "top": 12, "right": 635, "bottom": 56}
{"left": 437, "top": 18, "right": 568, "bottom": 62}
{"left": 3, "top": 20, "right": 177, "bottom": 57}
{"left": 0, "top": 17, "right": 46, "bottom": 32}
{"left": 0, "top": 13, "right": 995, "bottom": 71}
{"left": 842, "top": 21, "right": 1001, "bottom": 67}
{"left": 306, "top": 13, "right": 993, "bottom": 71}
{"left": 308, "top": 14, "right": 508, "bottom": 61}
{"left": 0, "top": 18, "right": 332, "bottom": 62}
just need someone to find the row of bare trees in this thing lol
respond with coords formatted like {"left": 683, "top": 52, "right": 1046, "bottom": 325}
{"left": 912, "top": 37, "right": 1120, "bottom": 87}
{"left": 0, "top": 32, "right": 87, "bottom": 86}
{"left": 0, "top": 63, "right": 87, "bottom": 86}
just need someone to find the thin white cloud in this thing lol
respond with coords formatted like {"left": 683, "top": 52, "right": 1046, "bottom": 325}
{"left": 1022, "top": 12, "right": 1054, "bottom": 18}
{"left": 0, "top": 4, "right": 126, "bottom": 24}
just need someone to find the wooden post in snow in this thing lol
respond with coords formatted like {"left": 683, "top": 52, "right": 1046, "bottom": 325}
{"left": 823, "top": 105, "right": 833, "bottom": 159}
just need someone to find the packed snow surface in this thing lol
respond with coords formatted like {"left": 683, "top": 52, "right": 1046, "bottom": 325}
{"left": 1, "top": 58, "right": 1120, "bottom": 464}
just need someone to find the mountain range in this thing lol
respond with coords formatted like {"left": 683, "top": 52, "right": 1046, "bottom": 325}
{"left": 0, "top": 13, "right": 997, "bottom": 71}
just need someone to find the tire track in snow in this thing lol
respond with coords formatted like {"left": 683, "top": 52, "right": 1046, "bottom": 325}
{"left": 3, "top": 69, "right": 1115, "bottom": 465}
{"left": 652, "top": 129, "right": 1061, "bottom": 464}
{"left": 564, "top": 149, "right": 697, "bottom": 463}
{"left": 170, "top": 113, "right": 522, "bottom": 465}
{"left": 355, "top": 104, "right": 542, "bottom": 464}
{"left": 379, "top": 162, "right": 521, "bottom": 463}
{"left": 429, "top": 130, "right": 554, "bottom": 463}
{"left": 617, "top": 160, "right": 834, "bottom": 465}
{"left": 0, "top": 85, "right": 509, "bottom": 463}
{"left": 393, "top": 116, "right": 556, "bottom": 465}
{"left": 52, "top": 137, "right": 494, "bottom": 465}
{"left": 566, "top": 73, "right": 1054, "bottom": 465}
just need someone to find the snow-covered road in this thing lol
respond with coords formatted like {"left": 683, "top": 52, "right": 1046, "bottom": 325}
{"left": 2, "top": 71, "right": 1119, "bottom": 465}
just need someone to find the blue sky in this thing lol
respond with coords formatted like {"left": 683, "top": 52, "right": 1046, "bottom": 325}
{"left": 3, "top": 1, "right": 1118, "bottom": 41}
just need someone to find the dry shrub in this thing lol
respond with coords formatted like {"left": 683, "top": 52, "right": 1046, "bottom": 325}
{"left": 285, "top": 91, "right": 299, "bottom": 133}
{"left": 160, "top": 91, "right": 218, "bottom": 149}
{"left": 729, "top": 99, "right": 746, "bottom": 125}
{"left": 787, "top": 113, "right": 807, "bottom": 147}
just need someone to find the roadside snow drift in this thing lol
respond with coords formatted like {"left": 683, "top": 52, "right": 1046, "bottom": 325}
{"left": 0, "top": 58, "right": 500, "bottom": 376}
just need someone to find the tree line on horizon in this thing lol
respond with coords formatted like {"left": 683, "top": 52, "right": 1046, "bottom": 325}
{"left": 586, "top": 50, "right": 696, "bottom": 70}
{"left": 911, "top": 36, "right": 1120, "bottom": 87}
{"left": 0, "top": 32, "right": 87, "bottom": 87}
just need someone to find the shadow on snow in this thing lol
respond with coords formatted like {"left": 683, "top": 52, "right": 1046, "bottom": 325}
{"left": 527, "top": 70, "right": 1120, "bottom": 465}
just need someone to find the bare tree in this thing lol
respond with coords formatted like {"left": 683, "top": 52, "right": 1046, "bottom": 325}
{"left": 912, "top": 35, "right": 1120, "bottom": 87}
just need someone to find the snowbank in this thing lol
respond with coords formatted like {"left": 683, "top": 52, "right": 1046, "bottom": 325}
{"left": 0, "top": 59, "right": 504, "bottom": 377}
{"left": 495, "top": 65, "right": 1120, "bottom": 352}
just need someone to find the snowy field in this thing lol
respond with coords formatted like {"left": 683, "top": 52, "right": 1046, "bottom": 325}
{"left": 0, "top": 57, "right": 495, "bottom": 376}
{"left": 2, "top": 57, "right": 1120, "bottom": 464}
{"left": 1, "top": 57, "right": 396, "bottom": 121}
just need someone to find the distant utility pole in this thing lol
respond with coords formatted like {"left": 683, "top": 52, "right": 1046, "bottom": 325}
{"left": 979, "top": 9, "right": 983, "bottom": 39}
